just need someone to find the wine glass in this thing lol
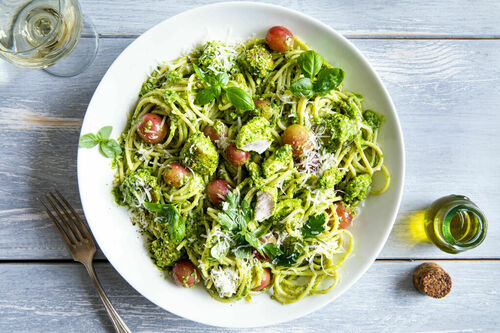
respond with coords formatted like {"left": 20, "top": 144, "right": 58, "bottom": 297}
{"left": 0, "top": 0, "right": 99, "bottom": 77}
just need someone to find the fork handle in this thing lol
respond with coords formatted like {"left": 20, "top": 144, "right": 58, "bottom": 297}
{"left": 84, "top": 262, "right": 132, "bottom": 333}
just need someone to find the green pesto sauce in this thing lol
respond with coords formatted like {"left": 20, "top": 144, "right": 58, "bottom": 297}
{"left": 262, "top": 144, "right": 293, "bottom": 178}
{"left": 198, "top": 41, "right": 239, "bottom": 74}
{"left": 363, "top": 110, "right": 384, "bottom": 129}
{"left": 180, "top": 131, "right": 219, "bottom": 176}
{"left": 321, "top": 112, "right": 358, "bottom": 152}
{"left": 318, "top": 167, "right": 346, "bottom": 189}
{"left": 235, "top": 116, "right": 273, "bottom": 149}
{"left": 115, "top": 168, "right": 161, "bottom": 207}
{"left": 150, "top": 236, "right": 182, "bottom": 269}
{"left": 238, "top": 44, "right": 274, "bottom": 79}
{"left": 344, "top": 173, "right": 372, "bottom": 206}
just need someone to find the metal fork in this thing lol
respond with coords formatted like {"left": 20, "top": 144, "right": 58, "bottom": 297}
{"left": 38, "top": 190, "right": 131, "bottom": 333}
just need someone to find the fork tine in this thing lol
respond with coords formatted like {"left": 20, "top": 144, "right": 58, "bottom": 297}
{"left": 49, "top": 192, "right": 84, "bottom": 242}
{"left": 54, "top": 189, "right": 94, "bottom": 242}
{"left": 44, "top": 194, "right": 79, "bottom": 244}
{"left": 37, "top": 197, "right": 74, "bottom": 246}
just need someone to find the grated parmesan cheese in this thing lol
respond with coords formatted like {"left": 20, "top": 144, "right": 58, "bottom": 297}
{"left": 210, "top": 266, "right": 240, "bottom": 298}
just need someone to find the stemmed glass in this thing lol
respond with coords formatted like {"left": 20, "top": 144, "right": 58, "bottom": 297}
{"left": 0, "top": 0, "right": 99, "bottom": 77}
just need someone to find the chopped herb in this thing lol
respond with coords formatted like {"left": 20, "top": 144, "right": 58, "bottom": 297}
{"left": 302, "top": 213, "right": 326, "bottom": 238}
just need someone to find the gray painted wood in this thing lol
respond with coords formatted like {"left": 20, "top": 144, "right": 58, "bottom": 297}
{"left": 0, "top": 261, "right": 498, "bottom": 332}
{"left": 1, "top": 38, "right": 499, "bottom": 260}
{"left": 1, "top": 2, "right": 500, "bottom": 330}
{"left": 78, "top": 0, "right": 500, "bottom": 37}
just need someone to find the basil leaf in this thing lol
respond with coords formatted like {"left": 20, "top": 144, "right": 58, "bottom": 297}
{"left": 144, "top": 202, "right": 185, "bottom": 244}
{"left": 297, "top": 50, "right": 324, "bottom": 78}
{"left": 79, "top": 133, "right": 99, "bottom": 148}
{"left": 195, "top": 86, "right": 219, "bottom": 105}
{"left": 215, "top": 73, "right": 229, "bottom": 87}
{"left": 99, "top": 139, "right": 122, "bottom": 158}
{"left": 302, "top": 213, "right": 326, "bottom": 238}
{"left": 290, "top": 77, "right": 313, "bottom": 97}
{"left": 217, "top": 191, "right": 241, "bottom": 231}
{"left": 313, "top": 68, "right": 345, "bottom": 96}
{"left": 263, "top": 243, "right": 283, "bottom": 259}
{"left": 97, "top": 126, "right": 112, "bottom": 140}
{"left": 272, "top": 250, "right": 300, "bottom": 267}
{"left": 192, "top": 63, "right": 206, "bottom": 82}
{"left": 225, "top": 86, "right": 255, "bottom": 111}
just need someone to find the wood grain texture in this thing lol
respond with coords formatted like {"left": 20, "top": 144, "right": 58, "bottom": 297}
{"left": 78, "top": 0, "right": 500, "bottom": 37}
{"left": 0, "top": 261, "right": 498, "bottom": 332}
{"left": 1, "top": 38, "right": 499, "bottom": 260}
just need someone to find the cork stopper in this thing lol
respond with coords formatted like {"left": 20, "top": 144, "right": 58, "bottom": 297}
{"left": 413, "top": 262, "right": 452, "bottom": 298}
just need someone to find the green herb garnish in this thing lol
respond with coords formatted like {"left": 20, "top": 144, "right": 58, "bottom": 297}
{"left": 79, "top": 126, "right": 122, "bottom": 158}
{"left": 144, "top": 202, "right": 186, "bottom": 244}
{"left": 290, "top": 50, "right": 344, "bottom": 98}
{"left": 302, "top": 213, "right": 326, "bottom": 238}
{"left": 193, "top": 64, "right": 254, "bottom": 111}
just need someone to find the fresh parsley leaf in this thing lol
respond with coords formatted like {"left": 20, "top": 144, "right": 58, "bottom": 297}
{"left": 218, "top": 191, "right": 240, "bottom": 231}
{"left": 313, "top": 67, "right": 345, "bottom": 96}
{"left": 218, "top": 191, "right": 252, "bottom": 232}
{"left": 243, "top": 231, "right": 263, "bottom": 255}
{"left": 144, "top": 202, "right": 185, "bottom": 244}
{"left": 297, "top": 50, "right": 324, "bottom": 78}
{"left": 263, "top": 243, "right": 283, "bottom": 259}
{"left": 302, "top": 213, "right": 326, "bottom": 238}
{"left": 99, "top": 139, "right": 122, "bottom": 158}
{"left": 272, "top": 250, "right": 300, "bottom": 267}
{"left": 96, "top": 126, "right": 112, "bottom": 140}
{"left": 225, "top": 86, "right": 255, "bottom": 111}
{"left": 78, "top": 133, "right": 99, "bottom": 148}
{"left": 290, "top": 77, "right": 313, "bottom": 97}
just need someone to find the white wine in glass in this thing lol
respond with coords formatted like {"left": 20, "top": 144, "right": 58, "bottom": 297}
{"left": 0, "top": 0, "right": 99, "bottom": 76}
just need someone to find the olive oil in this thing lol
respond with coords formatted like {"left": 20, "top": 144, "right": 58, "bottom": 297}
{"left": 424, "top": 195, "right": 487, "bottom": 254}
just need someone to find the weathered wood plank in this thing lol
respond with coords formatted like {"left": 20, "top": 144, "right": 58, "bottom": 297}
{"left": 0, "top": 261, "right": 498, "bottom": 332}
{"left": 77, "top": 0, "right": 500, "bottom": 37}
{"left": 1, "top": 38, "right": 499, "bottom": 259}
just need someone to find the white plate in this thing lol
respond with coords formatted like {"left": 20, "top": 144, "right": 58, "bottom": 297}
{"left": 77, "top": 1, "right": 405, "bottom": 328}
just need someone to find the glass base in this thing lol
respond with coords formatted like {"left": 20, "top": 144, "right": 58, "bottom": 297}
{"left": 43, "top": 15, "right": 99, "bottom": 77}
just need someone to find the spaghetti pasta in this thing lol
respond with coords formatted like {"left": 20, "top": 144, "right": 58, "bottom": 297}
{"left": 112, "top": 34, "right": 389, "bottom": 304}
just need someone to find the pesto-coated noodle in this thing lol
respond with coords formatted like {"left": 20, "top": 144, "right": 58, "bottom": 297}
{"left": 113, "top": 36, "right": 389, "bottom": 304}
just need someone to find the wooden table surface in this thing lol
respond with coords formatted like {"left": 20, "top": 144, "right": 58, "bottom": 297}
{"left": 1, "top": 1, "right": 499, "bottom": 332}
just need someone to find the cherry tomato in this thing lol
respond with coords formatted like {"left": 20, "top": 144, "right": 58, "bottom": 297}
{"left": 252, "top": 268, "right": 272, "bottom": 291}
{"left": 203, "top": 126, "right": 221, "bottom": 145}
{"left": 253, "top": 234, "right": 277, "bottom": 261}
{"left": 203, "top": 124, "right": 228, "bottom": 146}
{"left": 136, "top": 113, "right": 168, "bottom": 144}
{"left": 255, "top": 99, "right": 271, "bottom": 109}
{"left": 336, "top": 203, "right": 353, "bottom": 229}
{"left": 225, "top": 143, "right": 249, "bottom": 166}
{"left": 172, "top": 260, "right": 200, "bottom": 288}
{"left": 206, "top": 180, "right": 231, "bottom": 206}
{"left": 281, "top": 124, "right": 313, "bottom": 157}
{"left": 328, "top": 203, "right": 353, "bottom": 229}
{"left": 163, "top": 163, "right": 190, "bottom": 188}
{"left": 266, "top": 26, "right": 294, "bottom": 52}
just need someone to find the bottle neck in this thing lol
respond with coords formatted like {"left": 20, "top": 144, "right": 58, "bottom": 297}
{"left": 432, "top": 197, "right": 487, "bottom": 253}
